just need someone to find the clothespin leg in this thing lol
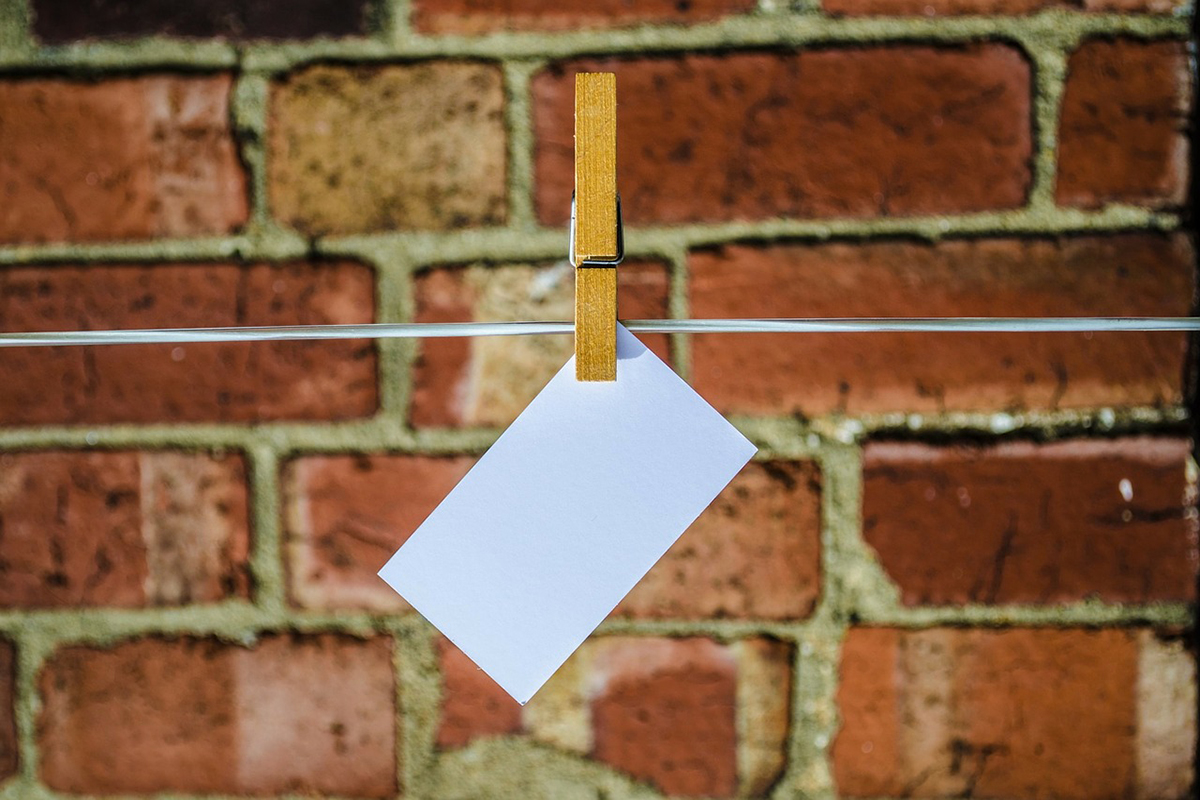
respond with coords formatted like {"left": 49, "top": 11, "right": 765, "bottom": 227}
{"left": 573, "top": 72, "right": 619, "bottom": 382}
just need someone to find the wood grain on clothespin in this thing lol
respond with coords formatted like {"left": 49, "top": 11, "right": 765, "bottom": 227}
{"left": 573, "top": 72, "right": 618, "bottom": 382}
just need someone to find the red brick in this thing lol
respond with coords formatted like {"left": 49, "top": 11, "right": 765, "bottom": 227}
{"left": 284, "top": 455, "right": 475, "bottom": 610}
{"left": 436, "top": 638, "right": 522, "bottom": 749}
{"left": 270, "top": 63, "right": 506, "bottom": 236}
{"left": 592, "top": 638, "right": 738, "bottom": 797}
{"left": 436, "top": 636, "right": 793, "bottom": 796}
{"left": 862, "top": 437, "right": 1197, "bottom": 606}
{"left": 285, "top": 454, "right": 817, "bottom": 620}
{"left": 833, "top": 627, "right": 1195, "bottom": 799}
{"left": 533, "top": 47, "right": 1031, "bottom": 226}
{"left": 412, "top": 0, "right": 754, "bottom": 33}
{"left": 38, "top": 634, "right": 397, "bottom": 796}
{"left": 689, "top": 234, "right": 1191, "bottom": 416}
{"left": 614, "top": 461, "right": 822, "bottom": 620}
{"left": 826, "top": 0, "right": 1179, "bottom": 14}
{"left": 33, "top": 0, "right": 375, "bottom": 42}
{"left": 0, "top": 76, "right": 246, "bottom": 244}
{"left": 0, "top": 451, "right": 249, "bottom": 609}
{"left": 1057, "top": 39, "right": 1190, "bottom": 209}
{"left": 0, "top": 261, "right": 377, "bottom": 424}
{"left": 410, "top": 260, "right": 671, "bottom": 427}
{"left": 0, "top": 640, "right": 15, "bottom": 783}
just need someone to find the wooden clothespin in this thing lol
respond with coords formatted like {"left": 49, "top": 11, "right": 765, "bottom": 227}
{"left": 572, "top": 72, "right": 621, "bottom": 382}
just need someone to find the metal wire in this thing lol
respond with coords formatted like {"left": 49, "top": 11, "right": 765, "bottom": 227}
{"left": 1, "top": 317, "right": 1198, "bottom": 348}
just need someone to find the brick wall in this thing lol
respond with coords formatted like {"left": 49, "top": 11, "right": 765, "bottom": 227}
{"left": 0, "top": 0, "right": 1194, "bottom": 797}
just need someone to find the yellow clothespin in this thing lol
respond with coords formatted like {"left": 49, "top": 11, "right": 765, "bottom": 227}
{"left": 571, "top": 72, "right": 622, "bottom": 382}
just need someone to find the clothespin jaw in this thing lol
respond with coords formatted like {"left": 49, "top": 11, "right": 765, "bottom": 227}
{"left": 572, "top": 72, "right": 621, "bottom": 382}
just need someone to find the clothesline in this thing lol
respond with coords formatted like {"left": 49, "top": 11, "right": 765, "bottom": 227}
{"left": 0, "top": 317, "right": 1197, "bottom": 347}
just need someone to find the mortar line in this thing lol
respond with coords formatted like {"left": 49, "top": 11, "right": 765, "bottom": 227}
{"left": 767, "top": 440, "right": 851, "bottom": 798}
{"left": 787, "top": 623, "right": 845, "bottom": 799}
{"left": 12, "top": 621, "right": 47, "bottom": 795}
{"left": 0, "top": 12, "right": 1188, "bottom": 72}
{"left": 373, "top": 252, "right": 415, "bottom": 420}
{"left": 246, "top": 442, "right": 288, "bottom": 616}
{"left": 229, "top": 70, "right": 272, "bottom": 237}
{"left": 660, "top": 244, "right": 692, "bottom": 382}
{"left": 1023, "top": 39, "right": 1073, "bottom": 212}
{"left": 0, "top": 0, "right": 32, "bottom": 54}
{"left": 0, "top": 204, "right": 1184, "bottom": 269}
{"left": 502, "top": 60, "right": 542, "bottom": 230}
{"left": 0, "top": 404, "right": 1187, "bottom": 455}
{"left": 384, "top": 0, "right": 412, "bottom": 42}
{"left": 1, "top": 594, "right": 1183, "bottom": 648}
{"left": 395, "top": 623, "right": 440, "bottom": 800}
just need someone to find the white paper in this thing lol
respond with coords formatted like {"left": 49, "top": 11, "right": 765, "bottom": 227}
{"left": 378, "top": 324, "right": 756, "bottom": 703}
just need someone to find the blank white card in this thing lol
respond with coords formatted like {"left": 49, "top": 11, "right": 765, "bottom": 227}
{"left": 378, "top": 324, "right": 756, "bottom": 704}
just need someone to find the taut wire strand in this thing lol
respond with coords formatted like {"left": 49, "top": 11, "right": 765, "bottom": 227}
{"left": 0, "top": 317, "right": 1199, "bottom": 348}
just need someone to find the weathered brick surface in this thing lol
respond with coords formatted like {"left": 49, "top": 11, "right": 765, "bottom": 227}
{"left": 0, "top": 261, "right": 377, "bottom": 425}
{"left": 533, "top": 47, "right": 1031, "bottom": 226}
{"left": 410, "top": 260, "right": 671, "bottom": 427}
{"left": 0, "top": 451, "right": 249, "bottom": 609}
{"left": 834, "top": 627, "right": 1196, "bottom": 799}
{"left": 862, "top": 437, "right": 1197, "bottom": 606}
{"left": 412, "top": 0, "right": 754, "bottom": 33}
{"left": 285, "top": 456, "right": 817, "bottom": 620}
{"left": 284, "top": 454, "right": 475, "bottom": 610}
{"left": 270, "top": 63, "right": 506, "bottom": 236}
{"left": 38, "top": 634, "right": 397, "bottom": 796}
{"left": 1057, "top": 39, "right": 1191, "bottom": 209}
{"left": 614, "top": 461, "right": 822, "bottom": 620}
{"left": 438, "top": 636, "right": 793, "bottom": 797}
{"left": 0, "top": 640, "right": 15, "bottom": 784}
{"left": 826, "top": 0, "right": 1179, "bottom": 14}
{"left": 689, "top": 234, "right": 1191, "bottom": 416}
{"left": 32, "top": 0, "right": 376, "bottom": 42}
{"left": 0, "top": 76, "right": 246, "bottom": 244}
{"left": 437, "top": 638, "right": 523, "bottom": 749}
